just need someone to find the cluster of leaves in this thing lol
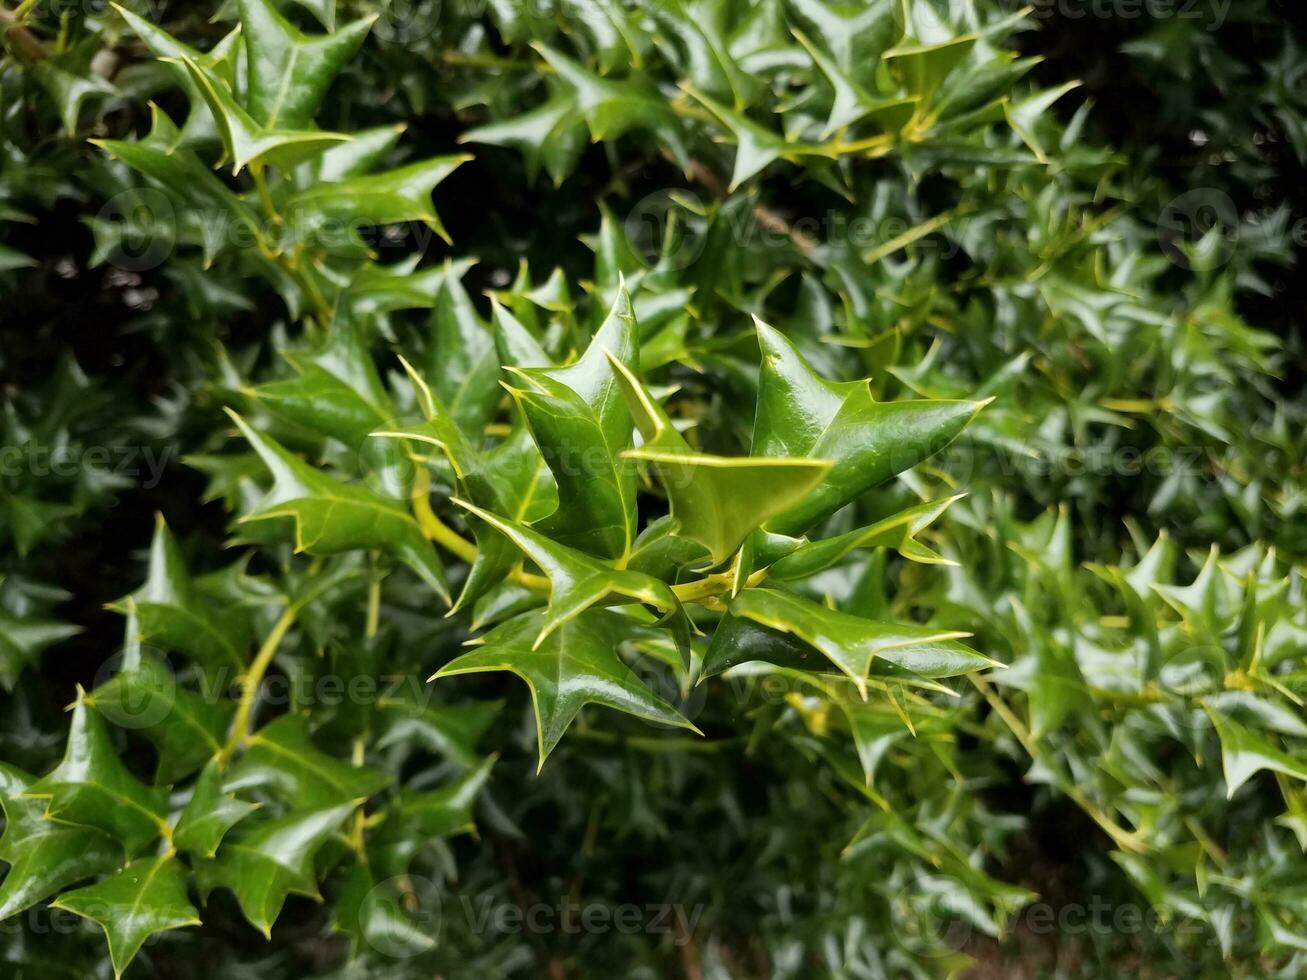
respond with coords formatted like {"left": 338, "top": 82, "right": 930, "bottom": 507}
{"left": 1, "top": 0, "right": 1305, "bottom": 977}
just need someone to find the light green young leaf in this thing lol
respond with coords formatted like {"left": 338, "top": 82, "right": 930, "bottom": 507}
{"left": 606, "top": 351, "right": 829, "bottom": 566}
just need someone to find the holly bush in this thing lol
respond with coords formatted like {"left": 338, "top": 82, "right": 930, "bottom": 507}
{"left": 1, "top": 1, "right": 1304, "bottom": 977}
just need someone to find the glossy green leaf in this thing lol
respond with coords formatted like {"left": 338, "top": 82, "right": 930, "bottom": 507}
{"left": 753, "top": 319, "right": 987, "bottom": 535}
{"left": 227, "top": 713, "right": 391, "bottom": 809}
{"left": 109, "top": 515, "right": 248, "bottom": 675}
{"left": 227, "top": 410, "right": 449, "bottom": 602}
{"left": 26, "top": 692, "right": 170, "bottom": 856}
{"left": 195, "top": 802, "right": 356, "bottom": 937}
{"left": 238, "top": 0, "right": 374, "bottom": 130}
{"left": 52, "top": 856, "right": 200, "bottom": 978}
{"left": 452, "top": 498, "right": 689, "bottom": 656}
{"left": 702, "top": 588, "right": 995, "bottom": 695}
{"left": 0, "top": 764, "right": 122, "bottom": 921}
{"left": 435, "top": 609, "right": 699, "bottom": 769}
{"left": 174, "top": 761, "right": 261, "bottom": 859}
{"left": 607, "top": 351, "right": 830, "bottom": 566}
{"left": 507, "top": 288, "right": 639, "bottom": 558}
{"left": 769, "top": 495, "right": 962, "bottom": 579}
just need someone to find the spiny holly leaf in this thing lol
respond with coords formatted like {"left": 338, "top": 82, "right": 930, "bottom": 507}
{"left": 769, "top": 495, "right": 963, "bottom": 580}
{"left": 507, "top": 288, "right": 639, "bottom": 559}
{"left": 226, "top": 410, "right": 449, "bottom": 602}
{"left": 0, "top": 610, "right": 79, "bottom": 691}
{"left": 702, "top": 588, "right": 995, "bottom": 696}
{"left": 51, "top": 857, "right": 200, "bottom": 978}
{"left": 238, "top": 0, "right": 374, "bottom": 130}
{"left": 460, "top": 89, "right": 588, "bottom": 187}
{"left": 753, "top": 319, "right": 988, "bottom": 536}
{"left": 285, "top": 155, "right": 470, "bottom": 250}
{"left": 195, "top": 802, "right": 357, "bottom": 938}
{"left": 1011, "top": 599, "right": 1092, "bottom": 740}
{"left": 110, "top": 4, "right": 240, "bottom": 149}
{"left": 434, "top": 609, "right": 699, "bottom": 770}
{"left": 0, "top": 764, "right": 122, "bottom": 921}
{"left": 682, "top": 86, "right": 801, "bottom": 190}
{"left": 793, "top": 27, "right": 918, "bottom": 137}
{"left": 381, "top": 755, "right": 496, "bottom": 845}
{"left": 1206, "top": 708, "right": 1307, "bottom": 798}
{"left": 252, "top": 321, "right": 392, "bottom": 447}
{"left": 91, "top": 623, "right": 234, "bottom": 784}
{"left": 427, "top": 261, "right": 501, "bottom": 433}
{"left": 452, "top": 498, "right": 689, "bottom": 658}
{"left": 25, "top": 692, "right": 170, "bottom": 856}
{"left": 108, "top": 515, "right": 248, "bottom": 676}
{"left": 178, "top": 55, "right": 349, "bottom": 175}
{"left": 788, "top": 0, "right": 904, "bottom": 75}
{"left": 32, "top": 60, "right": 119, "bottom": 134}
{"left": 174, "top": 761, "right": 260, "bottom": 859}
{"left": 1153, "top": 546, "right": 1236, "bottom": 640}
{"left": 375, "top": 692, "right": 502, "bottom": 770}
{"left": 227, "top": 714, "right": 391, "bottom": 809}
{"left": 607, "top": 352, "right": 830, "bottom": 566}
{"left": 533, "top": 43, "right": 690, "bottom": 170}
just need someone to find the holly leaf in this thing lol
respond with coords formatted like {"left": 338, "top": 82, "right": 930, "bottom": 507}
{"left": 427, "top": 260, "right": 501, "bottom": 433}
{"left": 238, "top": 0, "right": 374, "bottom": 130}
{"left": 434, "top": 609, "right": 699, "bottom": 770}
{"left": 607, "top": 351, "right": 830, "bottom": 566}
{"left": 226, "top": 410, "right": 449, "bottom": 602}
{"left": 507, "top": 288, "right": 639, "bottom": 559}
{"left": 178, "top": 55, "right": 349, "bottom": 175}
{"left": 753, "top": 320, "right": 987, "bottom": 536}
{"left": 109, "top": 515, "right": 248, "bottom": 676}
{"left": 1206, "top": 708, "right": 1307, "bottom": 799}
{"left": 51, "top": 856, "right": 200, "bottom": 978}
{"left": 252, "top": 320, "right": 392, "bottom": 447}
{"left": 174, "top": 761, "right": 261, "bottom": 859}
{"left": 25, "top": 692, "right": 170, "bottom": 856}
{"left": 285, "top": 155, "right": 470, "bottom": 250}
{"left": 702, "top": 589, "right": 995, "bottom": 696}
{"left": 0, "top": 610, "right": 79, "bottom": 691}
{"left": 534, "top": 43, "right": 690, "bottom": 170}
{"left": 227, "top": 714, "right": 391, "bottom": 809}
{"left": 0, "top": 764, "right": 122, "bottom": 921}
{"left": 195, "top": 802, "right": 357, "bottom": 938}
{"left": 452, "top": 498, "right": 689, "bottom": 659}
{"left": 460, "top": 90, "right": 588, "bottom": 187}
{"left": 769, "top": 495, "right": 963, "bottom": 580}
{"left": 91, "top": 629, "right": 234, "bottom": 784}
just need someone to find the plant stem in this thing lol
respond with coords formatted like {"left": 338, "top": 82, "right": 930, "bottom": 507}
{"left": 218, "top": 604, "right": 297, "bottom": 766}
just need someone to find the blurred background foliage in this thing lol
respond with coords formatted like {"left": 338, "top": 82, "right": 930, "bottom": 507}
{"left": 2, "top": 0, "right": 1306, "bottom": 977}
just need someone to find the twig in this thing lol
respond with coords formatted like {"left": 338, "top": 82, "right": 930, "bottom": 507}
{"left": 1, "top": 6, "right": 48, "bottom": 63}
